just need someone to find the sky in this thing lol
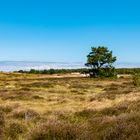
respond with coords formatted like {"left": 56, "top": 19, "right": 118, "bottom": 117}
{"left": 0, "top": 0, "right": 140, "bottom": 63}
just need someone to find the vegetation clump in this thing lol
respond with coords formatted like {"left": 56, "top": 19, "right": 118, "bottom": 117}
{"left": 133, "top": 73, "right": 140, "bottom": 87}
{"left": 5, "top": 121, "right": 27, "bottom": 139}
{"left": 27, "top": 121, "right": 84, "bottom": 140}
{"left": 85, "top": 46, "right": 117, "bottom": 78}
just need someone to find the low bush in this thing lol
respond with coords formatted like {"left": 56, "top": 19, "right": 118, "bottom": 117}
{"left": 5, "top": 121, "right": 27, "bottom": 139}
{"left": 0, "top": 105, "right": 13, "bottom": 114}
{"left": 101, "top": 113, "right": 140, "bottom": 140}
{"left": 27, "top": 120, "right": 90, "bottom": 140}
{"left": 133, "top": 73, "right": 140, "bottom": 87}
{"left": 12, "top": 109, "right": 39, "bottom": 121}
{"left": 0, "top": 111, "right": 5, "bottom": 127}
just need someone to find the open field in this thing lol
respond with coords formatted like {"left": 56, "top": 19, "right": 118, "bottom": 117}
{"left": 0, "top": 73, "right": 140, "bottom": 140}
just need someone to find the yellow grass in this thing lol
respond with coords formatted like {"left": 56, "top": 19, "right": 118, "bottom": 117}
{"left": 0, "top": 73, "right": 139, "bottom": 140}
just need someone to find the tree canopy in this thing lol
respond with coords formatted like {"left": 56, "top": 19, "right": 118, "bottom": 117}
{"left": 85, "top": 46, "right": 117, "bottom": 77}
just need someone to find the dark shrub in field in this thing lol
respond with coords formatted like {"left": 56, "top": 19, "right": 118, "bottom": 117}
{"left": 75, "top": 109, "right": 97, "bottom": 118}
{"left": 28, "top": 122, "right": 76, "bottom": 140}
{"left": 27, "top": 119, "right": 91, "bottom": 140}
{"left": 12, "top": 109, "right": 39, "bottom": 121}
{"left": 5, "top": 122, "right": 27, "bottom": 139}
{"left": 133, "top": 73, "right": 140, "bottom": 87}
{"left": 0, "top": 111, "right": 5, "bottom": 139}
{"left": 0, "top": 111, "right": 5, "bottom": 127}
{"left": 0, "top": 105, "right": 13, "bottom": 114}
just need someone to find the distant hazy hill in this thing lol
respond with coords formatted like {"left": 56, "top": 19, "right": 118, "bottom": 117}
{"left": 0, "top": 61, "right": 85, "bottom": 72}
{"left": 0, "top": 61, "right": 139, "bottom": 72}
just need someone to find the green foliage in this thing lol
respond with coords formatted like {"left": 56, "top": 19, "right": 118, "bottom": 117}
{"left": 85, "top": 46, "right": 117, "bottom": 77}
{"left": 86, "top": 46, "right": 116, "bottom": 69}
{"left": 117, "top": 68, "right": 140, "bottom": 75}
{"left": 98, "top": 67, "right": 117, "bottom": 78}
{"left": 17, "top": 68, "right": 87, "bottom": 75}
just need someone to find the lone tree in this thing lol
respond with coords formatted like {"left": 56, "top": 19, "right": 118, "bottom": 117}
{"left": 85, "top": 46, "right": 117, "bottom": 77}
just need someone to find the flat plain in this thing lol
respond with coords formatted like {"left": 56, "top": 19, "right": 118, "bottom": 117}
{"left": 0, "top": 73, "right": 140, "bottom": 140}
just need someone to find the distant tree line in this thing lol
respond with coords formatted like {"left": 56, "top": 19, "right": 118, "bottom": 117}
{"left": 116, "top": 68, "right": 140, "bottom": 75}
{"left": 16, "top": 68, "right": 140, "bottom": 75}
{"left": 16, "top": 68, "right": 87, "bottom": 75}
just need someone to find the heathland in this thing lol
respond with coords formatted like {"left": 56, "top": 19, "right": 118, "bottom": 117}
{"left": 0, "top": 72, "right": 140, "bottom": 140}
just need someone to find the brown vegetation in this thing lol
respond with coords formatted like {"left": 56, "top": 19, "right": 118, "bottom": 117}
{"left": 0, "top": 72, "right": 139, "bottom": 140}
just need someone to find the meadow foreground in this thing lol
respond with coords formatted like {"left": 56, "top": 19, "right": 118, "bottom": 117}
{"left": 0, "top": 73, "right": 140, "bottom": 140}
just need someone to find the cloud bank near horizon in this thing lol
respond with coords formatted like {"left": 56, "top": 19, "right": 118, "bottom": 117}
{"left": 0, "top": 61, "right": 139, "bottom": 72}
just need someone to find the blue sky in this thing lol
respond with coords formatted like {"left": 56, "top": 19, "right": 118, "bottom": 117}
{"left": 0, "top": 0, "right": 140, "bottom": 63}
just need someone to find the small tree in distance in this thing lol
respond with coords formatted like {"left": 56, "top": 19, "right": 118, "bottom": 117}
{"left": 85, "top": 46, "right": 117, "bottom": 78}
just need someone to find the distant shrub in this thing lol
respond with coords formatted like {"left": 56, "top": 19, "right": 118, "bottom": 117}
{"left": 133, "top": 73, "right": 140, "bottom": 87}
{"left": 32, "top": 95, "right": 44, "bottom": 100}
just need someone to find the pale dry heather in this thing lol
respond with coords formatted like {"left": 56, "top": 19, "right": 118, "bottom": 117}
{"left": 0, "top": 72, "right": 139, "bottom": 140}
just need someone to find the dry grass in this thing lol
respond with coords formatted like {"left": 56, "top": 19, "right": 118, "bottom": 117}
{"left": 0, "top": 72, "right": 139, "bottom": 140}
